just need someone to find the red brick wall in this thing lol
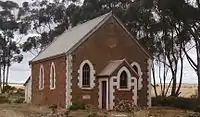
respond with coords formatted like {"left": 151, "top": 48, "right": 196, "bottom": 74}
{"left": 114, "top": 88, "right": 134, "bottom": 104}
{"left": 71, "top": 17, "right": 149, "bottom": 107}
{"left": 31, "top": 16, "right": 150, "bottom": 108}
{"left": 31, "top": 56, "right": 66, "bottom": 108}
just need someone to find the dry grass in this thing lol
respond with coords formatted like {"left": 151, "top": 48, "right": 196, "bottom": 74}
{"left": 0, "top": 104, "right": 49, "bottom": 116}
{"left": 0, "top": 104, "right": 199, "bottom": 117}
{"left": 151, "top": 83, "right": 198, "bottom": 98}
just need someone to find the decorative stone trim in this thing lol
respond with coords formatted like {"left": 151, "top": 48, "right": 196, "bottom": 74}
{"left": 98, "top": 78, "right": 109, "bottom": 110}
{"left": 78, "top": 60, "right": 95, "bottom": 90}
{"left": 110, "top": 75, "right": 138, "bottom": 109}
{"left": 131, "top": 77, "right": 137, "bottom": 105}
{"left": 66, "top": 54, "right": 73, "bottom": 108}
{"left": 147, "top": 59, "right": 152, "bottom": 107}
{"left": 39, "top": 64, "right": 44, "bottom": 90}
{"left": 50, "top": 62, "right": 56, "bottom": 90}
{"left": 116, "top": 66, "right": 131, "bottom": 91}
{"left": 110, "top": 76, "right": 117, "bottom": 110}
{"left": 131, "top": 62, "right": 143, "bottom": 90}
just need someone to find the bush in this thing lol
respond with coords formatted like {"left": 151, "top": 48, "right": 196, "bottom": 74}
{"left": 0, "top": 95, "right": 10, "bottom": 103}
{"left": 2, "top": 85, "right": 16, "bottom": 93}
{"left": 87, "top": 112, "right": 98, "bottom": 117}
{"left": 14, "top": 97, "right": 25, "bottom": 103}
{"left": 152, "top": 96, "right": 196, "bottom": 110}
{"left": 49, "top": 104, "right": 57, "bottom": 113}
{"left": 114, "top": 100, "right": 139, "bottom": 112}
{"left": 69, "top": 103, "right": 85, "bottom": 110}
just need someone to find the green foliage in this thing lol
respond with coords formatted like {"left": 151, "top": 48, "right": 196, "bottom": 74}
{"left": 152, "top": 96, "right": 197, "bottom": 110}
{"left": 69, "top": 103, "right": 86, "bottom": 110}
{"left": 114, "top": 100, "right": 139, "bottom": 112}
{"left": 2, "top": 85, "right": 16, "bottom": 93}
{"left": 65, "top": 109, "right": 71, "bottom": 117}
{"left": 0, "top": 95, "right": 10, "bottom": 104}
{"left": 14, "top": 97, "right": 24, "bottom": 103}
{"left": 49, "top": 104, "right": 58, "bottom": 114}
{"left": 87, "top": 112, "right": 98, "bottom": 117}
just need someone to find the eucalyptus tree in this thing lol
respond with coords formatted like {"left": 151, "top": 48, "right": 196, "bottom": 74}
{"left": 20, "top": 0, "right": 192, "bottom": 97}
{"left": 21, "top": 0, "right": 81, "bottom": 55}
{"left": 0, "top": 1, "right": 23, "bottom": 91}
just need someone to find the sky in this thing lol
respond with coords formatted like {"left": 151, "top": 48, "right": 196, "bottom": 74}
{"left": 6, "top": 0, "right": 199, "bottom": 84}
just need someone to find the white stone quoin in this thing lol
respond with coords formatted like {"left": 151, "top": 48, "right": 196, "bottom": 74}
{"left": 24, "top": 77, "right": 32, "bottom": 103}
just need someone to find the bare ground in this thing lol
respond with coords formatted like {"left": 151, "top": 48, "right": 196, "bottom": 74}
{"left": 0, "top": 104, "right": 199, "bottom": 117}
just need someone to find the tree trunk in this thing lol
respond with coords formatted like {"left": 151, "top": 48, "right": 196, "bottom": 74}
{"left": 0, "top": 67, "right": 2, "bottom": 93}
{"left": 152, "top": 63, "right": 158, "bottom": 97}
{"left": 158, "top": 62, "right": 163, "bottom": 96}
{"left": 175, "top": 47, "right": 184, "bottom": 96}
{"left": 196, "top": 40, "right": 200, "bottom": 103}
{"left": 2, "top": 64, "right": 6, "bottom": 92}
{"left": 163, "top": 57, "right": 167, "bottom": 96}
{"left": 5, "top": 65, "right": 9, "bottom": 85}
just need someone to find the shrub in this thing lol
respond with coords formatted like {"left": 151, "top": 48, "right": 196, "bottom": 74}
{"left": 49, "top": 104, "right": 57, "bottom": 114}
{"left": 14, "top": 97, "right": 25, "bottom": 103}
{"left": 152, "top": 96, "right": 196, "bottom": 110}
{"left": 114, "top": 100, "right": 139, "bottom": 112}
{"left": 0, "top": 95, "right": 10, "bottom": 103}
{"left": 2, "top": 85, "right": 16, "bottom": 93}
{"left": 87, "top": 112, "right": 98, "bottom": 117}
{"left": 69, "top": 103, "right": 85, "bottom": 110}
{"left": 65, "top": 109, "right": 71, "bottom": 117}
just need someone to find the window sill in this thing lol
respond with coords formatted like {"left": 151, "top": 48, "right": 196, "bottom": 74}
{"left": 81, "top": 87, "right": 93, "bottom": 90}
{"left": 118, "top": 88, "right": 131, "bottom": 91}
{"left": 39, "top": 88, "right": 44, "bottom": 90}
{"left": 50, "top": 87, "right": 56, "bottom": 90}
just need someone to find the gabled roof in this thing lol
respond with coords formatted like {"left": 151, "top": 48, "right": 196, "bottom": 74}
{"left": 98, "top": 60, "right": 124, "bottom": 76}
{"left": 98, "top": 59, "right": 139, "bottom": 78}
{"left": 24, "top": 76, "right": 31, "bottom": 86}
{"left": 31, "top": 12, "right": 112, "bottom": 62}
{"left": 31, "top": 12, "right": 151, "bottom": 62}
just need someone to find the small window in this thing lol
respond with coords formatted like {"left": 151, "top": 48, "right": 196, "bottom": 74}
{"left": 82, "top": 63, "right": 90, "bottom": 87}
{"left": 78, "top": 60, "right": 95, "bottom": 89}
{"left": 50, "top": 62, "right": 56, "bottom": 89}
{"left": 120, "top": 71, "right": 128, "bottom": 88}
{"left": 39, "top": 65, "right": 44, "bottom": 90}
{"left": 133, "top": 65, "right": 138, "bottom": 74}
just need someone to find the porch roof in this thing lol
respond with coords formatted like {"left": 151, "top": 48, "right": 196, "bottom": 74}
{"left": 98, "top": 59, "right": 139, "bottom": 78}
{"left": 98, "top": 60, "right": 124, "bottom": 76}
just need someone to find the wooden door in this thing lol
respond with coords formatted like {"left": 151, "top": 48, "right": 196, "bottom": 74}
{"left": 102, "top": 81, "right": 107, "bottom": 109}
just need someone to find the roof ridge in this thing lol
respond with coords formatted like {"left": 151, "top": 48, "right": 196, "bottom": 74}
{"left": 112, "top": 15, "right": 152, "bottom": 59}
{"left": 31, "top": 12, "right": 111, "bottom": 62}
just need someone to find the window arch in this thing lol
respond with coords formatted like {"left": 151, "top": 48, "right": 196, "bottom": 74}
{"left": 120, "top": 71, "right": 128, "bottom": 88}
{"left": 78, "top": 60, "right": 96, "bottom": 89}
{"left": 131, "top": 62, "right": 142, "bottom": 76}
{"left": 132, "top": 65, "right": 138, "bottom": 74}
{"left": 50, "top": 62, "right": 56, "bottom": 89}
{"left": 39, "top": 64, "right": 44, "bottom": 90}
{"left": 117, "top": 66, "right": 132, "bottom": 90}
{"left": 131, "top": 62, "right": 143, "bottom": 90}
{"left": 82, "top": 63, "right": 90, "bottom": 87}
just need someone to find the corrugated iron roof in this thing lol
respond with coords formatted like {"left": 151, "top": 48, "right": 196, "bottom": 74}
{"left": 98, "top": 60, "right": 124, "bottom": 76}
{"left": 31, "top": 12, "right": 112, "bottom": 62}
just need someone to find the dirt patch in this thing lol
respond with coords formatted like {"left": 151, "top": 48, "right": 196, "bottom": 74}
{"left": 0, "top": 104, "right": 49, "bottom": 117}
{"left": 0, "top": 104, "right": 199, "bottom": 117}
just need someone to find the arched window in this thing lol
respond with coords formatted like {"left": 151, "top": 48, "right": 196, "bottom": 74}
{"left": 50, "top": 62, "right": 56, "bottom": 89}
{"left": 39, "top": 64, "right": 44, "bottom": 90}
{"left": 120, "top": 71, "right": 128, "bottom": 88}
{"left": 131, "top": 62, "right": 142, "bottom": 76}
{"left": 78, "top": 60, "right": 95, "bottom": 89}
{"left": 131, "top": 62, "right": 143, "bottom": 90}
{"left": 82, "top": 63, "right": 90, "bottom": 87}
{"left": 132, "top": 65, "right": 138, "bottom": 74}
